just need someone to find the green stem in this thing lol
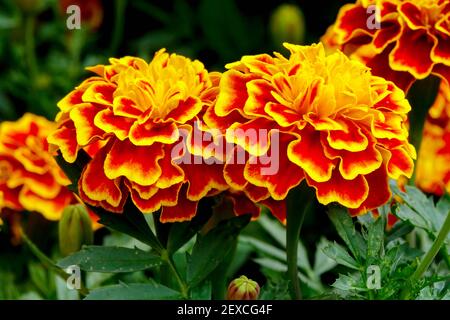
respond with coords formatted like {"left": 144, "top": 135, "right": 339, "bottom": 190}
{"left": 286, "top": 182, "right": 315, "bottom": 300}
{"left": 401, "top": 210, "right": 450, "bottom": 299}
{"left": 109, "top": 0, "right": 127, "bottom": 55}
{"left": 21, "top": 231, "right": 89, "bottom": 297}
{"left": 161, "top": 250, "right": 189, "bottom": 299}
{"left": 24, "top": 14, "right": 38, "bottom": 82}
{"left": 407, "top": 76, "right": 440, "bottom": 184}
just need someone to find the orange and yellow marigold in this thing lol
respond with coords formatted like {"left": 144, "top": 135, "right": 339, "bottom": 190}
{"left": 416, "top": 81, "right": 450, "bottom": 195}
{"left": 205, "top": 42, "right": 415, "bottom": 215}
{"left": 48, "top": 50, "right": 240, "bottom": 222}
{"left": 0, "top": 113, "right": 73, "bottom": 220}
{"left": 322, "top": 0, "right": 450, "bottom": 91}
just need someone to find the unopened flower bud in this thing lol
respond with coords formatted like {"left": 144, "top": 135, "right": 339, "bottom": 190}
{"left": 59, "top": 204, "right": 93, "bottom": 256}
{"left": 227, "top": 275, "right": 260, "bottom": 300}
{"left": 270, "top": 4, "right": 305, "bottom": 46}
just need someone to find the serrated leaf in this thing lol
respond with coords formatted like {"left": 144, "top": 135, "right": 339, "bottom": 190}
{"left": 322, "top": 241, "right": 360, "bottom": 270}
{"left": 314, "top": 238, "right": 338, "bottom": 276}
{"left": 367, "top": 216, "right": 385, "bottom": 264}
{"left": 187, "top": 215, "right": 251, "bottom": 287}
{"left": 332, "top": 274, "right": 367, "bottom": 292}
{"left": 258, "top": 214, "right": 287, "bottom": 247}
{"left": 85, "top": 283, "right": 181, "bottom": 300}
{"left": 58, "top": 246, "right": 162, "bottom": 273}
{"left": 240, "top": 236, "right": 285, "bottom": 261}
{"left": 328, "top": 205, "right": 367, "bottom": 262}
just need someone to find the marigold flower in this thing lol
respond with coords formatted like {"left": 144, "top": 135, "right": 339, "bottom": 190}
{"left": 322, "top": 0, "right": 450, "bottom": 91}
{"left": 205, "top": 43, "right": 415, "bottom": 215}
{"left": 0, "top": 114, "right": 73, "bottom": 220}
{"left": 49, "top": 50, "right": 239, "bottom": 222}
{"left": 415, "top": 81, "right": 450, "bottom": 195}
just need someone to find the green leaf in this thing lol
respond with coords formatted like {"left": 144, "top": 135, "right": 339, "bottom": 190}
{"left": 258, "top": 214, "right": 287, "bottom": 247}
{"left": 85, "top": 283, "right": 181, "bottom": 300}
{"left": 186, "top": 215, "right": 251, "bottom": 287}
{"left": 259, "top": 279, "right": 291, "bottom": 300}
{"left": 328, "top": 205, "right": 367, "bottom": 262}
{"left": 254, "top": 257, "right": 287, "bottom": 272}
{"left": 93, "top": 201, "right": 164, "bottom": 253}
{"left": 392, "top": 184, "right": 450, "bottom": 249}
{"left": 367, "top": 216, "right": 385, "bottom": 264}
{"left": 313, "top": 238, "right": 338, "bottom": 276}
{"left": 332, "top": 274, "right": 367, "bottom": 292}
{"left": 240, "top": 236, "right": 285, "bottom": 261}
{"left": 57, "top": 246, "right": 162, "bottom": 273}
{"left": 322, "top": 241, "right": 360, "bottom": 270}
{"left": 166, "top": 209, "right": 212, "bottom": 255}
{"left": 386, "top": 222, "right": 414, "bottom": 243}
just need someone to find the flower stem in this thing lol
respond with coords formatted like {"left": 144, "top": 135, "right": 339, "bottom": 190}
{"left": 407, "top": 76, "right": 440, "bottom": 184}
{"left": 401, "top": 210, "right": 450, "bottom": 299}
{"left": 109, "top": 0, "right": 127, "bottom": 55}
{"left": 161, "top": 249, "right": 189, "bottom": 299}
{"left": 286, "top": 182, "right": 315, "bottom": 300}
{"left": 24, "top": 13, "right": 38, "bottom": 82}
{"left": 21, "top": 230, "right": 90, "bottom": 297}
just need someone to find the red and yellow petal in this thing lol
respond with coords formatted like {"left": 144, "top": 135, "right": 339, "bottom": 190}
{"left": 181, "top": 158, "right": 228, "bottom": 201}
{"left": 288, "top": 127, "right": 336, "bottom": 182}
{"left": 104, "top": 139, "right": 164, "bottom": 186}
{"left": 80, "top": 147, "right": 125, "bottom": 210}
{"left": 70, "top": 103, "right": 105, "bottom": 146}
{"left": 243, "top": 133, "right": 305, "bottom": 200}
{"left": 47, "top": 126, "right": 78, "bottom": 163}
{"left": 163, "top": 96, "right": 202, "bottom": 123}
{"left": 130, "top": 183, "right": 182, "bottom": 214}
{"left": 129, "top": 121, "right": 179, "bottom": 146}
{"left": 306, "top": 171, "right": 369, "bottom": 209}
{"left": 349, "top": 165, "right": 391, "bottom": 216}
{"left": 81, "top": 82, "right": 116, "bottom": 106}
{"left": 160, "top": 186, "right": 198, "bottom": 223}
{"left": 390, "top": 27, "right": 435, "bottom": 79}
{"left": 19, "top": 187, "right": 73, "bottom": 220}
{"left": 243, "top": 79, "right": 274, "bottom": 117}
{"left": 94, "top": 109, "right": 134, "bottom": 141}
{"left": 215, "top": 69, "right": 259, "bottom": 116}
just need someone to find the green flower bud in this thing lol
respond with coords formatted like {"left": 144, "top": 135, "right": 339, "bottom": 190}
{"left": 59, "top": 204, "right": 93, "bottom": 256}
{"left": 270, "top": 4, "right": 305, "bottom": 46}
{"left": 227, "top": 275, "right": 260, "bottom": 300}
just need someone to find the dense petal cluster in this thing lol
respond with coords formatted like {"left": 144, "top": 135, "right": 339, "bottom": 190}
{"left": 322, "top": 0, "right": 450, "bottom": 91}
{"left": 0, "top": 114, "right": 73, "bottom": 220}
{"left": 205, "top": 43, "right": 415, "bottom": 215}
{"left": 49, "top": 50, "right": 248, "bottom": 222}
{"left": 416, "top": 81, "right": 450, "bottom": 195}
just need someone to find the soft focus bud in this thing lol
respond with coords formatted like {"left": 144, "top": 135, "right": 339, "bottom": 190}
{"left": 227, "top": 275, "right": 260, "bottom": 300}
{"left": 59, "top": 204, "right": 93, "bottom": 256}
{"left": 270, "top": 4, "right": 305, "bottom": 46}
